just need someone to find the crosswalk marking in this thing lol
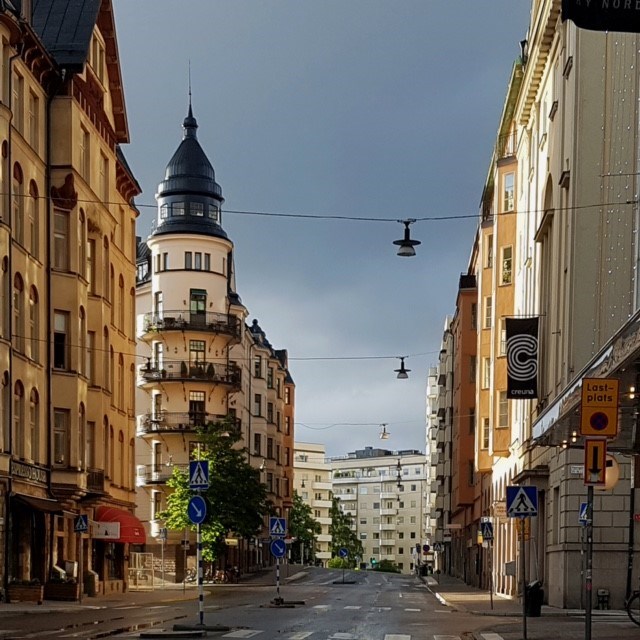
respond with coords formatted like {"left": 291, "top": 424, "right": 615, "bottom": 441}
{"left": 384, "top": 635, "right": 411, "bottom": 640}
{"left": 344, "top": 605, "right": 361, "bottom": 609}
{"left": 313, "top": 604, "right": 330, "bottom": 609}
{"left": 223, "top": 631, "right": 263, "bottom": 638}
{"left": 328, "top": 634, "right": 357, "bottom": 640}
{"left": 480, "top": 635, "right": 504, "bottom": 640}
{"left": 288, "top": 633, "right": 313, "bottom": 640}
{"left": 404, "top": 608, "right": 421, "bottom": 612}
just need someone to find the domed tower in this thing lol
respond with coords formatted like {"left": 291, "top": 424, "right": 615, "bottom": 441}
{"left": 135, "top": 106, "right": 246, "bottom": 549}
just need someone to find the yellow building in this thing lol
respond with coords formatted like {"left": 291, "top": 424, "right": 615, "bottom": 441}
{"left": 0, "top": 0, "right": 141, "bottom": 599}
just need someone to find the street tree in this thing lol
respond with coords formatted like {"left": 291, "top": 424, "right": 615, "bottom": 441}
{"left": 159, "top": 417, "right": 270, "bottom": 563}
{"left": 329, "top": 496, "right": 363, "bottom": 568}
{"left": 288, "top": 491, "right": 321, "bottom": 564}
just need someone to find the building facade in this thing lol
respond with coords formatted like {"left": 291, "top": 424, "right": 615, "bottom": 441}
{"left": 293, "top": 442, "right": 332, "bottom": 565}
{"left": 135, "top": 107, "right": 294, "bottom": 579}
{"left": 0, "top": 0, "right": 142, "bottom": 598}
{"left": 331, "top": 447, "right": 428, "bottom": 575}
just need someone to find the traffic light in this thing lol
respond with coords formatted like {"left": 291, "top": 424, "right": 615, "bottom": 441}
{"left": 370, "top": 557, "right": 377, "bottom": 566}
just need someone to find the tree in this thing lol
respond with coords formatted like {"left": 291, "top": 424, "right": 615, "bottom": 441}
{"left": 288, "top": 491, "right": 321, "bottom": 564}
{"left": 329, "top": 497, "right": 363, "bottom": 568}
{"left": 159, "top": 417, "right": 271, "bottom": 562}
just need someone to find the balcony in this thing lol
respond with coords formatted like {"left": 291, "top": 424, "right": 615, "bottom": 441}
{"left": 86, "top": 468, "right": 105, "bottom": 494}
{"left": 137, "top": 412, "right": 237, "bottom": 436}
{"left": 380, "top": 523, "right": 395, "bottom": 531}
{"left": 136, "top": 463, "right": 188, "bottom": 486}
{"left": 312, "top": 481, "right": 332, "bottom": 491}
{"left": 140, "top": 311, "right": 241, "bottom": 342}
{"left": 380, "top": 492, "right": 397, "bottom": 500}
{"left": 380, "top": 539, "right": 396, "bottom": 546}
{"left": 139, "top": 361, "right": 241, "bottom": 390}
{"left": 380, "top": 508, "right": 397, "bottom": 516}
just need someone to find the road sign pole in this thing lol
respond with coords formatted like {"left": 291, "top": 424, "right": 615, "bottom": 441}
{"left": 585, "top": 485, "right": 593, "bottom": 640}
{"left": 276, "top": 556, "right": 281, "bottom": 602}
{"left": 197, "top": 522, "right": 204, "bottom": 626}
{"left": 521, "top": 518, "right": 527, "bottom": 640}
{"left": 78, "top": 528, "right": 83, "bottom": 605}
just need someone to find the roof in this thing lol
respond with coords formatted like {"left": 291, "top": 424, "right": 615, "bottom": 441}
{"left": 32, "top": 0, "right": 101, "bottom": 71}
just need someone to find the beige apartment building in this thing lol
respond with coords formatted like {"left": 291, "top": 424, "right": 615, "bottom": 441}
{"left": 332, "top": 447, "right": 428, "bottom": 574}
{"left": 135, "top": 107, "right": 294, "bottom": 578}
{"left": 0, "top": 0, "right": 142, "bottom": 599}
{"left": 293, "top": 442, "right": 332, "bottom": 565}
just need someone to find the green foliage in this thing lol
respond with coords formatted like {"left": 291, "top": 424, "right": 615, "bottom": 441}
{"left": 327, "top": 557, "right": 349, "bottom": 569}
{"left": 329, "top": 497, "right": 363, "bottom": 569}
{"left": 371, "top": 559, "right": 400, "bottom": 573}
{"left": 288, "top": 491, "right": 321, "bottom": 563}
{"left": 158, "top": 416, "right": 271, "bottom": 562}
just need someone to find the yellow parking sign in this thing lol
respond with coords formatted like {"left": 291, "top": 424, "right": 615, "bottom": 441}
{"left": 580, "top": 378, "right": 619, "bottom": 437}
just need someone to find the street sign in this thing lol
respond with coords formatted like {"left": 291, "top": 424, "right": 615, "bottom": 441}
{"left": 188, "top": 495, "right": 207, "bottom": 525}
{"left": 506, "top": 486, "right": 538, "bottom": 518}
{"left": 158, "top": 527, "right": 168, "bottom": 541}
{"left": 269, "top": 517, "right": 286, "bottom": 538}
{"left": 580, "top": 378, "right": 619, "bottom": 437}
{"left": 579, "top": 502, "right": 589, "bottom": 525}
{"left": 338, "top": 547, "right": 349, "bottom": 559}
{"left": 433, "top": 542, "right": 442, "bottom": 552}
{"left": 74, "top": 515, "right": 88, "bottom": 533}
{"left": 584, "top": 437, "right": 607, "bottom": 486}
{"left": 270, "top": 538, "right": 286, "bottom": 558}
{"left": 189, "top": 460, "right": 209, "bottom": 490}
{"left": 480, "top": 521, "right": 494, "bottom": 540}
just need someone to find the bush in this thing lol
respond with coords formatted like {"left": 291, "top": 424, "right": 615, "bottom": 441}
{"left": 327, "top": 557, "right": 349, "bottom": 569}
{"left": 371, "top": 559, "right": 400, "bottom": 573}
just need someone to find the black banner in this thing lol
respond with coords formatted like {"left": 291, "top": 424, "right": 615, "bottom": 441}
{"left": 506, "top": 317, "right": 539, "bottom": 399}
{"left": 562, "top": 0, "right": 640, "bottom": 34}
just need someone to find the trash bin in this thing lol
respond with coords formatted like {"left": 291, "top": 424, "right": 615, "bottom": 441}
{"left": 525, "top": 580, "right": 544, "bottom": 617}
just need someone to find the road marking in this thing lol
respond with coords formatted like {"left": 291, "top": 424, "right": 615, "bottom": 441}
{"left": 222, "top": 631, "right": 264, "bottom": 638}
{"left": 404, "top": 607, "right": 421, "bottom": 612}
{"left": 288, "top": 633, "right": 313, "bottom": 640}
{"left": 434, "top": 636, "right": 461, "bottom": 640}
{"left": 113, "top": 605, "right": 140, "bottom": 610}
{"left": 329, "top": 634, "right": 357, "bottom": 640}
{"left": 383, "top": 635, "right": 411, "bottom": 640}
{"left": 480, "top": 635, "right": 504, "bottom": 640}
{"left": 376, "top": 606, "right": 392, "bottom": 611}
{"left": 344, "top": 605, "right": 361, "bottom": 609}
{"left": 313, "top": 604, "right": 330, "bottom": 609}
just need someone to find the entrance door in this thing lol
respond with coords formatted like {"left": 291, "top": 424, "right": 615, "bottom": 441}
{"left": 190, "top": 289, "right": 206, "bottom": 327}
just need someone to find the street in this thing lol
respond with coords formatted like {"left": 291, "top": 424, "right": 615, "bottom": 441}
{"left": 0, "top": 568, "right": 516, "bottom": 640}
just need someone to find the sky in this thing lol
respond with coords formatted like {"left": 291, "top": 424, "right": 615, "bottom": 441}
{"left": 113, "top": 1, "right": 532, "bottom": 458}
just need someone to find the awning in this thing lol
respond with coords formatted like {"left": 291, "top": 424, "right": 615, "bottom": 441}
{"left": 12, "top": 494, "right": 64, "bottom": 513}
{"left": 94, "top": 506, "right": 146, "bottom": 545}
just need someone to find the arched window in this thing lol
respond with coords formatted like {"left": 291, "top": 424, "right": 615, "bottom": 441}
{"left": 129, "top": 438, "right": 135, "bottom": 488}
{"left": 117, "top": 354, "right": 124, "bottom": 409}
{"left": 103, "top": 327, "right": 110, "bottom": 390}
{"left": 29, "top": 286, "right": 38, "bottom": 362}
{"left": 110, "top": 346, "right": 114, "bottom": 398}
{"left": 78, "top": 403, "right": 85, "bottom": 470}
{"left": 29, "top": 388, "right": 39, "bottom": 462}
{"left": 109, "top": 265, "right": 115, "bottom": 323}
{"left": 118, "top": 274, "right": 124, "bottom": 330}
{"left": 78, "top": 209, "right": 86, "bottom": 278}
{"left": 13, "top": 273, "right": 24, "bottom": 352}
{"left": 28, "top": 180, "right": 39, "bottom": 258}
{"left": 13, "top": 380, "right": 24, "bottom": 458}
{"left": 103, "top": 238, "right": 109, "bottom": 299}
{"left": 129, "top": 287, "right": 135, "bottom": 337}
{"left": 118, "top": 430, "right": 124, "bottom": 486}
{"left": 1, "top": 371, "right": 9, "bottom": 452}
{"left": 103, "top": 416, "right": 109, "bottom": 476}
{"left": 0, "top": 256, "right": 7, "bottom": 338}
{"left": 129, "top": 363, "right": 135, "bottom": 415}
{"left": 79, "top": 307, "right": 86, "bottom": 376}
{"left": 12, "top": 163, "right": 24, "bottom": 245}
{"left": 109, "top": 426, "right": 115, "bottom": 480}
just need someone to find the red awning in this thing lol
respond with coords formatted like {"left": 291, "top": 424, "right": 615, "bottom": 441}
{"left": 94, "top": 506, "right": 146, "bottom": 545}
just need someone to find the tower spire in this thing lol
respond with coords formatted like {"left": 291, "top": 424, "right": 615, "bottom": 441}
{"left": 183, "top": 60, "right": 197, "bottom": 138}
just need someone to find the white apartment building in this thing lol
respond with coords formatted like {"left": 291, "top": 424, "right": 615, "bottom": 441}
{"left": 293, "top": 442, "right": 332, "bottom": 565}
{"left": 331, "top": 447, "right": 429, "bottom": 575}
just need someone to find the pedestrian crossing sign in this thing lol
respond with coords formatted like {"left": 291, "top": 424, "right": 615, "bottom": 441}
{"left": 189, "top": 460, "right": 209, "bottom": 490}
{"left": 269, "top": 517, "right": 286, "bottom": 538}
{"left": 74, "top": 514, "right": 88, "bottom": 533}
{"left": 579, "top": 502, "right": 589, "bottom": 525}
{"left": 506, "top": 486, "right": 538, "bottom": 518}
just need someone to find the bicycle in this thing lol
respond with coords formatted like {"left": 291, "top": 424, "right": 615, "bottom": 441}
{"left": 626, "top": 583, "right": 640, "bottom": 626}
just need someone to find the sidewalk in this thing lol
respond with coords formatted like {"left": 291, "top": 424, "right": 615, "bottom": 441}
{"left": 423, "top": 574, "right": 639, "bottom": 640}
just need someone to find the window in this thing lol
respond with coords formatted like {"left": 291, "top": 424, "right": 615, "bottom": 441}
{"left": 267, "top": 402, "right": 274, "bottom": 423}
{"left": 498, "top": 391, "right": 509, "bottom": 428}
{"left": 204, "top": 254, "right": 211, "bottom": 271}
{"left": 13, "top": 381, "right": 24, "bottom": 457}
{"left": 154, "top": 291, "right": 163, "bottom": 316}
{"left": 118, "top": 275, "right": 125, "bottom": 331}
{"left": 12, "top": 164, "right": 24, "bottom": 246}
{"left": 29, "top": 389, "right": 38, "bottom": 462}
{"left": 267, "top": 366, "right": 274, "bottom": 389}
{"left": 152, "top": 492, "right": 162, "bottom": 520}
{"left": 253, "top": 393, "right": 262, "bottom": 416}
{"left": 503, "top": 172, "right": 515, "bottom": 211}
{"left": 87, "top": 238, "right": 96, "bottom": 292}
{"left": 173, "top": 202, "right": 185, "bottom": 216}
{"left": 470, "top": 302, "right": 477, "bottom": 330}
{"left": 486, "top": 234, "right": 493, "bottom": 268}
{"left": 468, "top": 460, "right": 475, "bottom": 485}
{"left": 53, "top": 409, "right": 69, "bottom": 466}
{"left": 501, "top": 246, "right": 513, "bottom": 285}
{"left": 53, "top": 210, "right": 69, "bottom": 270}
{"left": 28, "top": 287, "right": 38, "bottom": 362}
{"left": 284, "top": 387, "right": 291, "bottom": 405}
{"left": 484, "top": 296, "right": 492, "bottom": 329}
{"left": 482, "top": 357, "right": 491, "bottom": 389}
{"left": 79, "top": 126, "right": 90, "bottom": 179}
{"left": 28, "top": 182, "right": 39, "bottom": 258}
{"left": 194, "top": 252, "right": 202, "bottom": 270}
{"left": 499, "top": 318, "right": 507, "bottom": 355}
{"left": 160, "top": 204, "right": 169, "bottom": 219}
{"left": 267, "top": 437, "right": 274, "bottom": 459}
{"left": 481, "top": 418, "right": 490, "bottom": 450}
{"left": 53, "top": 311, "right": 69, "bottom": 369}
{"left": 99, "top": 152, "right": 108, "bottom": 202}
{"left": 189, "top": 340, "right": 205, "bottom": 367}
{"left": 191, "top": 202, "right": 204, "bottom": 217}
{"left": 28, "top": 90, "right": 38, "bottom": 150}
{"left": 87, "top": 332, "right": 95, "bottom": 384}
{"left": 208, "top": 204, "right": 219, "bottom": 220}
{"left": 12, "top": 70, "right": 24, "bottom": 132}
{"left": 284, "top": 415, "right": 291, "bottom": 435}
{"left": 254, "top": 355, "right": 262, "bottom": 378}
{"left": 360, "top": 532, "right": 367, "bottom": 540}
{"left": 185, "top": 252, "right": 192, "bottom": 269}
{"left": 469, "top": 407, "right": 475, "bottom": 434}
{"left": 469, "top": 355, "right": 477, "bottom": 383}
{"left": 13, "top": 274, "right": 24, "bottom": 353}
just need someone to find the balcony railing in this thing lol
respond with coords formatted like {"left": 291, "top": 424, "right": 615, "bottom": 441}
{"left": 140, "top": 311, "right": 241, "bottom": 341}
{"left": 136, "top": 463, "right": 189, "bottom": 486}
{"left": 139, "top": 360, "right": 241, "bottom": 389}
{"left": 137, "top": 412, "right": 238, "bottom": 435}
{"left": 86, "top": 468, "right": 105, "bottom": 493}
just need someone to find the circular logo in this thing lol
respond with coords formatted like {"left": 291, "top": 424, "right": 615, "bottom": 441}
{"left": 507, "top": 335, "right": 538, "bottom": 381}
{"left": 590, "top": 411, "right": 609, "bottom": 431}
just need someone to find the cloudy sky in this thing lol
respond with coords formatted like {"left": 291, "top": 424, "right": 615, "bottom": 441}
{"left": 113, "top": 1, "right": 532, "bottom": 458}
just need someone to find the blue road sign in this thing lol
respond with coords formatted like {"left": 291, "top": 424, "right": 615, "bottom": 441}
{"left": 270, "top": 538, "right": 286, "bottom": 558}
{"left": 338, "top": 547, "right": 349, "bottom": 558}
{"left": 188, "top": 495, "right": 207, "bottom": 525}
{"left": 579, "top": 502, "right": 589, "bottom": 525}
{"left": 189, "top": 460, "right": 209, "bottom": 490}
{"left": 74, "top": 515, "right": 88, "bottom": 533}
{"left": 269, "top": 517, "right": 286, "bottom": 537}
{"left": 506, "top": 486, "right": 538, "bottom": 518}
{"left": 480, "top": 521, "right": 494, "bottom": 540}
